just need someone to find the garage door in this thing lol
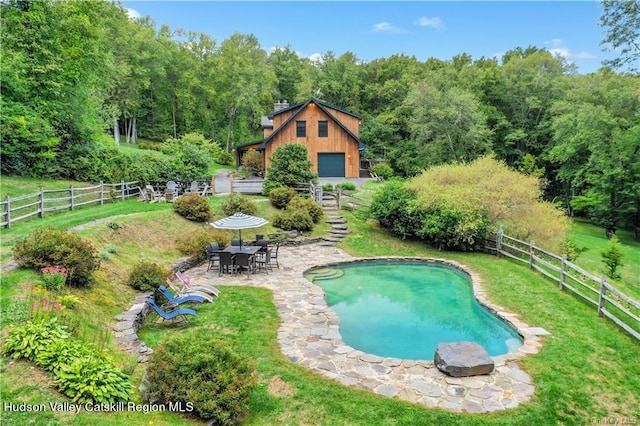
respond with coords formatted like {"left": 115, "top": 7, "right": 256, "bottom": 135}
{"left": 317, "top": 153, "right": 345, "bottom": 177}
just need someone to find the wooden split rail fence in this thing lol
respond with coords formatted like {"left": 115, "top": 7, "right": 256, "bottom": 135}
{"left": 486, "top": 226, "right": 640, "bottom": 340}
{"left": 1, "top": 181, "right": 140, "bottom": 228}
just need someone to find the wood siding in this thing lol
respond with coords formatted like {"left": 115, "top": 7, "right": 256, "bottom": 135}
{"left": 264, "top": 102, "right": 361, "bottom": 178}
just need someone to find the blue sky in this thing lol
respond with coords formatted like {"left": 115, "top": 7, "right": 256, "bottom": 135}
{"left": 123, "top": 1, "right": 613, "bottom": 74}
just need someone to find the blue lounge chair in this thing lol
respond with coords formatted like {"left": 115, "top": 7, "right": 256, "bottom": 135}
{"left": 146, "top": 298, "right": 196, "bottom": 325}
{"left": 158, "top": 285, "right": 205, "bottom": 306}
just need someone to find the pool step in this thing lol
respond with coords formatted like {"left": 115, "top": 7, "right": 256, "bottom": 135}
{"left": 307, "top": 268, "right": 344, "bottom": 281}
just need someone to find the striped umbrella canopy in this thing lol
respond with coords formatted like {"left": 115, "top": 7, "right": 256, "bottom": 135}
{"left": 210, "top": 212, "right": 269, "bottom": 247}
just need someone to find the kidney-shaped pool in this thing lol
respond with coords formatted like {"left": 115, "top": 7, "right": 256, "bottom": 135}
{"left": 305, "top": 260, "right": 523, "bottom": 359}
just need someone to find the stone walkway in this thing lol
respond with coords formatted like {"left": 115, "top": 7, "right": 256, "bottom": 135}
{"left": 184, "top": 243, "right": 549, "bottom": 413}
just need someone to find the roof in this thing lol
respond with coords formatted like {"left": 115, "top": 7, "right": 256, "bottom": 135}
{"left": 267, "top": 97, "right": 362, "bottom": 120}
{"left": 260, "top": 98, "right": 365, "bottom": 151}
{"left": 260, "top": 116, "right": 273, "bottom": 128}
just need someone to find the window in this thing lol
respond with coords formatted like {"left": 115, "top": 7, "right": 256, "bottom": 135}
{"left": 296, "top": 121, "right": 306, "bottom": 137}
{"left": 318, "top": 120, "right": 328, "bottom": 137}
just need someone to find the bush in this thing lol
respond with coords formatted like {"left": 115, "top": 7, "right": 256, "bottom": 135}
{"left": 241, "top": 149, "right": 264, "bottom": 176}
{"left": 322, "top": 183, "right": 334, "bottom": 191}
{"left": 127, "top": 262, "right": 169, "bottom": 292}
{"left": 559, "top": 237, "right": 588, "bottom": 261}
{"left": 263, "top": 144, "right": 316, "bottom": 194}
{"left": 176, "top": 229, "right": 229, "bottom": 263}
{"left": 216, "top": 150, "right": 234, "bottom": 166}
{"left": 2, "top": 318, "right": 132, "bottom": 404}
{"left": 370, "top": 162, "right": 394, "bottom": 180}
{"left": 222, "top": 194, "right": 257, "bottom": 216}
{"left": 336, "top": 182, "right": 356, "bottom": 191}
{"left": 145, "top": 332, "right": 257, "bottom": 424}
{"left": 270, "top": 186, "right": 297, "bottom": 209}
{"left": 261, "top": 179, "right": 283, "bottom": 196}
{"left": 173, "top": 194, "right": 212, "bottom": 222}
{"left": 13, "top": 227, "right": 100, "bottom": 287}
{"left": 273, "top": 208, "right": 314, "bottom": 232}
{"left": 288, "top": 196, "right": 324, "bottom": 224}
{"left": 601, "top": 236, "right": 624, "bottom": 280}
{"left": 370, "top": 181, "right": 423, "bottom": 239}
{"left": 417, "top": 205, "right": 490, "bottom": 251}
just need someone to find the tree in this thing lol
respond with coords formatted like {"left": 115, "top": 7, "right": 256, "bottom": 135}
{"left": 262, "top": 144, "right": 316, "bottom": 194}
{"left": 404, "top": 80, "right": 492, "bottom": 166}
{"left": 601, "top": 236, "right": 625, "bottom": 280}
{"left": 600, "top": 0, "right": 640, "bottom": 73}
{"left": 268, "top": 45, "right": 302, "bottom": 103}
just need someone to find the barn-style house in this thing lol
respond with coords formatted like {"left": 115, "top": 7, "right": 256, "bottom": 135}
{"left": 236, "top": 98, "right": 365, "bottom": 178}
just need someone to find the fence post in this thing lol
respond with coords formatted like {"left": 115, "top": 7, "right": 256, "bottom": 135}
{"left": 229, "top": 174, "right": 234, "bottom": 194}
{"left": 70, "top": 186, "right": 75, "bottom": 211}
{"left": 39, "top": 186, "right": 45, "bottom": 218}
{"left": 211, "top": 175, "right": 216, "bottom": 194}
{"left": 529, "top": 241, "right": 535, "bottom": 269}
{"left": 597, "top": 276, "right": 607, "bottom": 317}
{"left": 4, "top": 196, "right": 10, "bottom": 228}
{"left": 336, "top": 188, "right": 341, "bottom": 210}
{"left": 560, "top": 254, "right": 567, "bottom": 290}
{"left": 100, "top": 182, "right": 104, "bottom": 205}
{"left": 496, "top": 225, "right": 503, "bottom": 255}
{"left": 121, "top": 181, "right": 125, "bottom": 201}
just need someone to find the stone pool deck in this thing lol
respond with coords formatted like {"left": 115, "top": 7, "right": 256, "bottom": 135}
{"left": 184, "top": 243, "right": 549, "bottom": 414}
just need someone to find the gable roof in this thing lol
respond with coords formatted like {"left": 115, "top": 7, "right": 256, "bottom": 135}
{"left": 260, "top": 98, "right": 365, "bottom": 150}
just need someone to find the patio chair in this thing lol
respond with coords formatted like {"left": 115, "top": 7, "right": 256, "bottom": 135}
{"left": 146, "top": 297, "right": 196, "bottom": 326}
{"left": 164, "top": 187, "right": 176, "bottom": 202}
{"left": 145, "top": 185, "right": 163, "bottom": 202}
{"left": 185, "top": 181, "right": 199, "bottom": 195}
{"left": 231, "top": 239, "right": 241, "bottom": 247}
{"left": 158, "top": 285, "right": 205, "bottom": 307}
{"left": 270, "top": 241, "right": 281, "bottom": 268}
{"left": 166, "top": 279, "right": 214, "bottom": 303}
{"left": 235, "top": 252, "right": 254, "bottom": 277}
{"left": 206, "top": 242, "right": 221, "bottom": 271}
{"left": 137, "top": 186, "right": 150, "bottom": 202}
{"left": 219, "top": 251, "right": 237, "bottom": 276}
{"left": 176, "top": 271, "right": 220, "bottom": 297}
{"left": 256, "top": 239, "right": 269, "bottom": 253}
{"left": 254, "top": 248, "right": 272, "bottom": 274}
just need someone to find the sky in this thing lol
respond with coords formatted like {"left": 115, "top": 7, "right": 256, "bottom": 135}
{"left": 123, "top": 1, "right": 615, "bottom": 74}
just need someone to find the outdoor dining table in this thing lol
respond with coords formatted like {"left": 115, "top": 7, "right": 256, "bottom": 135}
{"left": 222, "top": 245, "right": 262, "bottom": 255}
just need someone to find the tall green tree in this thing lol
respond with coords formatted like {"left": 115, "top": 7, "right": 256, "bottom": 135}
{"left": 600, "top": 0, "right": 640, "bottom": 73}
{"left": 268, "top": 45, "right": 302, "bottom": 103}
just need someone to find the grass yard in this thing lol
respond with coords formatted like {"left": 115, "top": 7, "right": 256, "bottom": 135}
{"left": 0, "top": 184, "right": 638, "bottom": 425}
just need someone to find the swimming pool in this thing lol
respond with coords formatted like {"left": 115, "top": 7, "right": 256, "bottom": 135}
{"left": 305, "top": 260, "right": 523, "bottom": 359}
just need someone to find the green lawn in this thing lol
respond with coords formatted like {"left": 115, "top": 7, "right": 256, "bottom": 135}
{"left": 0, "top": 181, "right": 638, "bottom": 425}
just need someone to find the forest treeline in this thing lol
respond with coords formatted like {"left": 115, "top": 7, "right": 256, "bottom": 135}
{"left": 1, "top": 0, "right": 639, "bottom": 237}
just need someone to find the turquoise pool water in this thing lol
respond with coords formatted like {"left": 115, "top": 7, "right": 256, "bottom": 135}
{"left": 305, "top": 260, "right": 523, "bottom": 359}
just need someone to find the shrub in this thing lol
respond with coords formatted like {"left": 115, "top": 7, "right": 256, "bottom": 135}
{"left": 216, "top": 150, "right": 234, "bottom": 166}
{"left": 173, "top": 194, "right": 212, "bottom": 222}
{"left": 417, "top": 205, "right": 490, "bottom": 251}
{"left": 38, "top": 266, "right": 67, "bottom": 291}
{"left": 322, "top": 183, "right": 334, "bottom": 191}
{"left": 261, "top": 179, "right": 283, "bottom": 196}
{"left": 57, "top": 295, "right": 79, "bottom": 309}
{"left": 241, "top": 149, "right": 264, "bottom": 176}
{"left": 336, "top": 182, "right": 356, "bottom": 191}
{"left": 559, "top": 237, "right": 588, "bottom": 261}
{"left": 176, "top": 229, "right": 229, "bottom": 263}
{"left": 13, "top": 227, "right": 100, "bottom": 287}
{"left": 370, "top": 181, "right": 423, "bottom": 239}
{"left": 145, "top": 332, "right": 257, "bottom": 424}
{"left": 273, "top": 208, "right": 314, "bottom": 232}
{"left": 127, "top": 262, "right": 169, "bottom": 292}
{"left": 222, "top": 194, "right": 257, "bottom": 216}
{"left": 270, "top": 186, "right": 297, "bottom": 209}
{"left": 263, "top": 144, "right": 316, "bottom": 194}
{"left": 54, "top": 356, "right": 131, "bottom": 404}
{"left": 370, "top": 162, "right": 394, "bottom": 180}
{"left": 601, "top": 236, "right": 624, "bottom": 280}
{"left": 288, "top": 196, "right": 324, "bottom": 224}
{"left": 3, "top": 318, "right": 131, "bottom": 403}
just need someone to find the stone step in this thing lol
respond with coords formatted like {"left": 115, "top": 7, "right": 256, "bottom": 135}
{"left": 318, "top": 241, "right": 335, "bottom": 247}
{"left": 306, "top": 267, "right": 345, "bottom": 280}
{"left": 326, "top": 218, "right": 347, "bottom": 224}
{"left": 332, "top": 224, "right": 348, "bottom": 230}
{"left": 322, "top": 236, "right": 344, "bottom": 242}
{"left": 330, "top": 229, "right": 350, "bottom": 235}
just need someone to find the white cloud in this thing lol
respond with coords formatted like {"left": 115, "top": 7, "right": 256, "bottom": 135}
{"left": 308, "top": 53, "right": 323, "bottom": 63}
{"left": 372, "top": 22, "right": 408, "bottom": 34}
{"left": 126, "top": 8, "right": 141, "bottom": 19}
{"left": 415, "top": 16, "right": 443, "bottom": 30}
{"left": 544, "top": 39, "right": 595, "bottom": 61}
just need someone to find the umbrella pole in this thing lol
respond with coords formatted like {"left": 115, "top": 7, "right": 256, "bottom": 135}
{"left": 239, "top": 229, "right": 242, "bottom": 248}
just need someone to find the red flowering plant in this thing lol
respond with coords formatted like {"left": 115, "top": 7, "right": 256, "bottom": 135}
{"left": 38, "top": 266, "right": 67, "bottom": 291}
{"left": 29, "top": 295, "right": 65, "bottom": 322}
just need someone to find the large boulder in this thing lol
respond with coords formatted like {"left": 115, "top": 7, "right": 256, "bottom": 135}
{"left": 434, "top": 341, "right": 495, "bottom": 377}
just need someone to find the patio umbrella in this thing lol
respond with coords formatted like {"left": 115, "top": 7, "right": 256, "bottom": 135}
{"left": 209, "top": 212, "right": 269, "bottom": 247}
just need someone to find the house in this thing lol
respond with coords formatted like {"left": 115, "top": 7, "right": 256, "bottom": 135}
{"left": 236, "top": 98, "right": 365, "bottom": 178}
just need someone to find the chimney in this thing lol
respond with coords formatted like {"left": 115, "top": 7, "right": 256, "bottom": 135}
{"left": 274, "top": 100, "right": 289, "bottom": 113}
